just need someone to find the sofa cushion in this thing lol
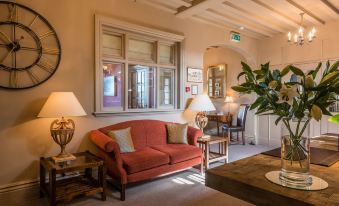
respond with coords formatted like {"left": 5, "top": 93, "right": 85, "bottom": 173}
{"left": 99, "top": 120, "right": 147, "bottom": 150}
{"left": 121, "top": 148, "right": 170, "bottom": 174}
{"left": 151, "top": 144, "right": 202, "bottom": 164}
{"left": 107, "top": 127, "right": 135, "bottom": 153}
{"left": 166, "top": 123, "right": 188, "bottom": 144}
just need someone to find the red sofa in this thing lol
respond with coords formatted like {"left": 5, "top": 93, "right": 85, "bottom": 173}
{"left": 90, "top": 120, "right": 203, "bottom": 200}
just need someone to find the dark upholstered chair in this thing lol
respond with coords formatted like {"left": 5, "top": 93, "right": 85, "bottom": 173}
{"left": 222, "top": 104, "right": 249, "bottom": 145}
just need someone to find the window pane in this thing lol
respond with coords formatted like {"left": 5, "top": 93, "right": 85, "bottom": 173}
{"left": 103, "top": 63, "right": 123, "bottom": 108}
{"left": 128, "top": 65, "right": 155, "bottom": 109}
{"left": 102, "top": 32, "right": 123, "bottom": 58}
{"left": 159, "top": 44, "right": 174, "bottom": 65}
{"left": 159, "top": 69, "right": 174, "bottom": 106}
{"left": 128, "top": 39, "right": 155, "bottom": 61}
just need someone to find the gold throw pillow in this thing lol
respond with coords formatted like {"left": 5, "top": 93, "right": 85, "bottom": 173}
{"left": 107, "top": 127, "right": 135, "bottom": 153}
{"left": 166, "top": 123, "right": 188, "bottom": 144}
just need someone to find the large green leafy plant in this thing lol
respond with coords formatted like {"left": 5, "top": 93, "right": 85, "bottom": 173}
{"left": 232, "top": 61, "right": 339, "bottom": 157}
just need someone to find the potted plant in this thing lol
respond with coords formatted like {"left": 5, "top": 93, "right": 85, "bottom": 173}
{"left": 232, "top": 60, "right": 339, "bottom": 187}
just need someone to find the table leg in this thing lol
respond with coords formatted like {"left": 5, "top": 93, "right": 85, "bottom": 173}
{"left": 205, "top": 143, "right": 210, "bottom": 169}
{"left": 39, "top": 158, "right": 46, "bottom": 198}
{"left": 49, "top": 169, "right": 56, "bottom": 206}
{"left": 99, "top": 165, "right": 106, "bottom": 201}
{"left": 217, "top": 121, "right": 220, "bottom": 136}
{"left": 225, "top": 141, "right": 229, "bottom": 163}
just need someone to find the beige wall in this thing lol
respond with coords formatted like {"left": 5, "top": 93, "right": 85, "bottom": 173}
{"left": 258, "top": 21, "right": 339, "bottom": 67}
{"left": 0, "top": 0, "right": 258, "bottom": 187}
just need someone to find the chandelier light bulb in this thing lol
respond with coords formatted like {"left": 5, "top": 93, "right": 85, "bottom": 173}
{"left": 287, "top": 32, "right": 292, "bottom": 42}
{"left": 311, "top": 27, "right": 316, "bottom": 37}
{"left": 308, "top": 32, "right": 313, "bottom": 42}
{"left": 294, "top": 34, "right": 298, "bottom": 43}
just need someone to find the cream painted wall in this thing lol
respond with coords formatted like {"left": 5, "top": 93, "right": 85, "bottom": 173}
{"left": 259, "top": 21, "right": 339, "bottom": 67}
{"left": 203, "top": 47, "right": 255, "bottom": 139}
{"left": 0, "top": 0, "right": 258, "bottom": 187}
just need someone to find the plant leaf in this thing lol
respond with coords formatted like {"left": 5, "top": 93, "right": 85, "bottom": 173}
{"left": 250, "top": 96, "right": 265, "bottom": 110}
{"left": 329, "top": 60, "right": 339, "bottom": 73}
{"left": 237, "top": 71, "right": 246, "bottom": 80}
{"left": 329, "top": 114, "right": 339, "bottom": 124}
{"left": 232, "top": 86, "right": 249, "bottom": 93}
{"left": 290, "top": 66, "right": 304, "bottom": 76}
{"left": 281, "top": 66, "right": 290, "bottom": 77}
{"left": 319, "top": 71, "right": 339, "bottom": 86}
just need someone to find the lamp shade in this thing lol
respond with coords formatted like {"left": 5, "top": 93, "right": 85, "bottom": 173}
{"left": 38, "top": 92, "right": 86, "bottom": 118}
{"left": 188, "top": 94, "right": 216, "bottom": 112}
{"left": 224, "top": 96, "right": 233, "bottom": 103}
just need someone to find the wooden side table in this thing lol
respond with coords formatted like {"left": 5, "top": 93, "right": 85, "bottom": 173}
{"left": 197, "top": 136, "right": 228, "bottom": 170}
{"left": 40, "top": 151, "right": 106, "bottom": 206}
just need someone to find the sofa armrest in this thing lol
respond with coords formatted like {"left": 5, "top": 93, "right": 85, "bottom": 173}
{"left": 187, "top": 126, "right": 203, "bottom": 146}
{"left": 90, "top": 130, "right": 122, "bottom": 164}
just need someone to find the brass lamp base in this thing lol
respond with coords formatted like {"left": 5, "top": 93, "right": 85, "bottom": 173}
{"left": 50, "top": 117, "right": 76, "bottom": 163}
{"left": 195, "top": 111, "right": 208, "bottom": 134}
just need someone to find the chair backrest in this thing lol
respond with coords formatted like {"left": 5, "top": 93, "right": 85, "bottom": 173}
{"left": 237, "top": 104, "right": 250, "bottom": 129}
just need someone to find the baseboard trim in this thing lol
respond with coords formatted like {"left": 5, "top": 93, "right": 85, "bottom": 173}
{"left": 0, "top": 179, "right": 39, "bottom": 194}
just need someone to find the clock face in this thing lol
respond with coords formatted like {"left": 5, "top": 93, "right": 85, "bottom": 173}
{"left": 0, "top": 1, "right": 61, "bottom": 89}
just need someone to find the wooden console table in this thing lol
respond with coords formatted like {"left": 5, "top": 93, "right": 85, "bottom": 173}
{"left": 207, "top": 114, "right": 232, "bottom": 136}
{"left": 206, "top": 154, "right": 339, "bottom": 206}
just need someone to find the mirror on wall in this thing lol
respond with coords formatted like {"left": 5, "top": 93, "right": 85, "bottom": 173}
{"left": 207, "top": 64, "right": 227, "bottom": 99}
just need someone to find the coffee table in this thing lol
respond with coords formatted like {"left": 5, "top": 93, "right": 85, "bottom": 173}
{"left": 206, "top": 154, "right": 339, "bottom": 206}
{"left": 197, "top": 136, "right": 228, "bottom": 170}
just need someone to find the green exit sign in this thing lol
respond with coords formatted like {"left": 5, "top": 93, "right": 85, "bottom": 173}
{"left": 230, "top": 32, "right": 241, "bottom": 42}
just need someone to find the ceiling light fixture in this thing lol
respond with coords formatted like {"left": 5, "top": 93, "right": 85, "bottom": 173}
{"left": 287, "top": 13, "right": 316, "bottom": 46}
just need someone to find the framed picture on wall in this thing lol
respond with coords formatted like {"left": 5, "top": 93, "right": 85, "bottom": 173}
{"left": 187, "top": 67, "right": 203, "bottom": 83}
{"left": 191, "top": 85, "right": 198, "bottom": 95}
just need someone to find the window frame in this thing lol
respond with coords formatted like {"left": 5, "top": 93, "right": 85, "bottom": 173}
{"left": 95, "top": 15, "right": 184, "bottom": 115}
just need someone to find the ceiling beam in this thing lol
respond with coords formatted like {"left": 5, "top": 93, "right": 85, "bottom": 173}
{"left": 250, "top": 0, "right": 300, "bottom": 28}
{"left": 320, "top": 0, "right": 339, "bottom": 15}
{"left": 205, "top": 9, "right": 273, "bottom": 37}
{"left": 285, "top": 0, "right": 326, "bottom": 24}
{"left": 221, "top": 2, "right": 285, "bottom": 33}
{"left": 192, "top": 15, "right": 261, "bottom": 39}
{"left": 176, "top": 0, "right": 226, "bottom": 18}
{"left": 167, "top": 0, "right": 192, "bottom": 7}
{"left": 137, "top": 0, "right": 177, "bottom": 14}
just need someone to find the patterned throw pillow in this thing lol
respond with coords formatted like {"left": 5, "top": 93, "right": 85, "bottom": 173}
{"left": 107, "top": 127, "right": 135, "bottom": 153}
{"left": 166, "top": 123, "right": 188, "bottom": 144}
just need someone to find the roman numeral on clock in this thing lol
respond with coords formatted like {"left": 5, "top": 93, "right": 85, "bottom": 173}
{"left": 26, "top": 69, "right": 40, "bottom": 84}
{"left": 37, "top": 57, "right": 55, "bottom": 73}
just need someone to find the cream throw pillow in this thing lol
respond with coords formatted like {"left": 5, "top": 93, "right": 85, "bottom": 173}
{"left": 107, "top": 127, "right": 135, "bottom": 153}
{"left": 166, "top": 123, "right": 188, "bottom": 144}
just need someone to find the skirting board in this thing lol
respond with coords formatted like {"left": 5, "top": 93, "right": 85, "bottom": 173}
{"left": 0, "top": 179, "right": 38, "bottom": 194}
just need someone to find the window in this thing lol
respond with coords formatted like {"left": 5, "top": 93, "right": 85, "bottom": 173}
{"left": 95, "top": 15, "right": 184, "bottom": 114}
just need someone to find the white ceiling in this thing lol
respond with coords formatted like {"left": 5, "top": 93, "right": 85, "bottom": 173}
{"left": 135, "top": 0, "right": 339, "bottom": 39}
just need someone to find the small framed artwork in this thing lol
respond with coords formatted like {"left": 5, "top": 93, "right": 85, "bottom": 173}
{"left": 191, "top": 85, "right": 198, "bottom": 95}
{"left": 187, "top": 67, "right": 203, "bottom": 83}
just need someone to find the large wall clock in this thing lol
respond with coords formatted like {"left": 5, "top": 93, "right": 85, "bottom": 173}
{"left": 0, "top": 1, "right": 61, "bottom": 89}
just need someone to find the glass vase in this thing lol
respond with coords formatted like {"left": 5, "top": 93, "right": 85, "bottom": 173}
{"left": 279, "top": 119, "right": 312, "bottom": 187}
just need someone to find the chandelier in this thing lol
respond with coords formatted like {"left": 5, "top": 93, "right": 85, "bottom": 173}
{"left": 287, "top": 13, "right": 316, "bottom": 46}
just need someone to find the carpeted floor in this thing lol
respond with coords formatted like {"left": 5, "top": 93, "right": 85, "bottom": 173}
{"left": 0, "top": 144, "right": 275, "bottom": 206}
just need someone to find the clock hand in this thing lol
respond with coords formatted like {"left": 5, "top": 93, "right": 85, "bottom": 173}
{"left": 0, "top": 47, "right": 15, "bottom": 64}
{"left": 0, "top": 31, "right": 13, "bottom": 44}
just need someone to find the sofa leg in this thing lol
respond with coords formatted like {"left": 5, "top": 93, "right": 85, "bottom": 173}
{"left": 242, "top": 131, "right": 245, "bottom": 145}
{"left": 120, "top": 184, "right": 126, "bottom": 201}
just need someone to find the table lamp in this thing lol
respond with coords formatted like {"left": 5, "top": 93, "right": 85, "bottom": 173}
{"left": 224, "top": 96, "right": 233, "bottom": 115}
{"left": 38, "top": 92, "right": 86, "bottom": 163}
{"left": 188, "top": 94, "right": 216, "bottom": 136}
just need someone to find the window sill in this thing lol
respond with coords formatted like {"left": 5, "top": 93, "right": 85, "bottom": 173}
{"left": 93, "top": 109, "right": 184, "bottom": 117}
